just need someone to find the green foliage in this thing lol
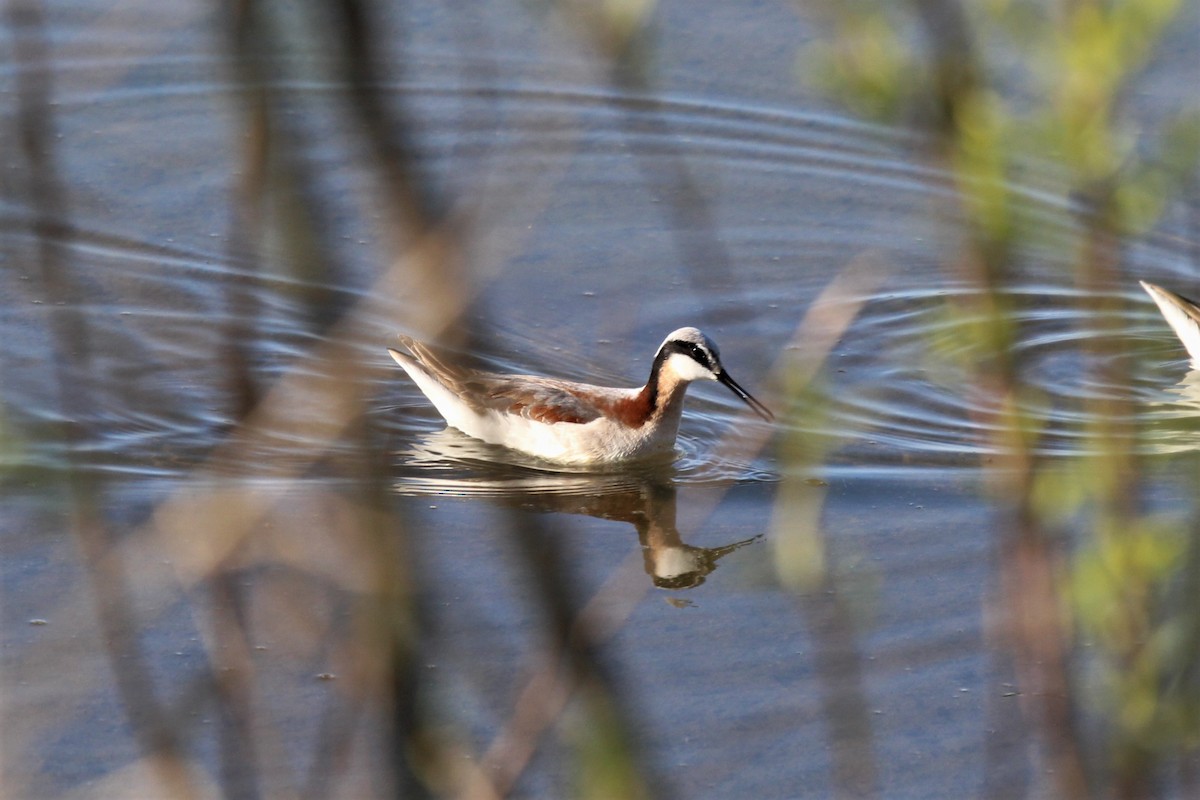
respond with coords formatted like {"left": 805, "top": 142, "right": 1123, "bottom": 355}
{"left": 802, "top": 12, "right": 924, "bottom": 122}
{"left": 807, "top": 0, "right": 1200, "bottom": 787}
{"left": 0, "top": 401, "right": 20, "bottom": 477}
{"left": 568, "top": 686, "right": 651, "bottom": 800}
{"left": 771, "top": 378, "right": 828, "bottom": 590}
{"left": 950, "top": 89, "right": 1014, "bottom": 237}
{"left": 1071, "top": 516, "right": 1200, "bottom": 758}
{"left": 771, "top": 376, "right": 862, "bottom": 592}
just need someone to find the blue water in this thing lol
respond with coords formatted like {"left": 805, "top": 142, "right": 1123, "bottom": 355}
{"left": 3, "top": 0, "right": 1200, "bottom": 797}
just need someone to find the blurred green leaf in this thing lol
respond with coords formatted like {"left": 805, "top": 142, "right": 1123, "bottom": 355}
{"left": 570, "top": 688, "right": 650, "bottom": 800}
{"left": 801, "top": 13, "right": 921, "bottom": 123}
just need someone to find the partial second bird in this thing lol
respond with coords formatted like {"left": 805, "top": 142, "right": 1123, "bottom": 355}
{"left": 388, "top": 327, "right": 772, "bottom": 465}
{"left": 1142, "top": 281, "right": 1200, "bottom": 362}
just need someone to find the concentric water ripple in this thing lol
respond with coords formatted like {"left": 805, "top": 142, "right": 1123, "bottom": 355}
{"left": 4, "top": 49, "right": 1198, "bottom": 486}
{"left": 812, "top": 283, "right": 1200, "bottom": 465}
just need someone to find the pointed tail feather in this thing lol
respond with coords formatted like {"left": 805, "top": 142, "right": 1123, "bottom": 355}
{"left": 388, "top": 346, "right": 416, "bottom": 369}
{"left": 1141, "top": 281, "right": 1200, "bottom": 362}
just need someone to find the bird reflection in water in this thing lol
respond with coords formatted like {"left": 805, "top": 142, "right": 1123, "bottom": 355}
{"left": 395, "top": 428, "right": 760, "bottom": 589}
{"left": 509, "top": 475, "right": 759, "bottom": 590}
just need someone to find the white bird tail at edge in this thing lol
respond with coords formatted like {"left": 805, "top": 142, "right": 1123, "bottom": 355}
{"left": 1141, "top": 281, "right": 1200, "bottom": 363}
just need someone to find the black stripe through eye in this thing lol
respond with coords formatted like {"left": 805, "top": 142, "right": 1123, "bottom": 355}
{"left": 663, "top": 339, "right": 714, "bottom": 371}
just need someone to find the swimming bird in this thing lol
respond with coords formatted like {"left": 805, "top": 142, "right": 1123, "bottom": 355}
{"left": 388, "top": 327, "right": 773, "bottom": 465}
{"left": 1141, "top": 281, "right": 1200, "bottom": 362}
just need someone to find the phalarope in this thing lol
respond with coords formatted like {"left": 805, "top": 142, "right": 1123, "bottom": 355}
{"left": 388, "top": 327, "right": 773, "bottom": 465}
{"left": 1142, "top": 281, "right": 1200, "bottom": 362}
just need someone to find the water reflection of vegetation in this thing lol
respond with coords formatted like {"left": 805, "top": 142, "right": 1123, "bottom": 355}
{"left": 809, "top": 0, "right": 1200, "bottom": 795}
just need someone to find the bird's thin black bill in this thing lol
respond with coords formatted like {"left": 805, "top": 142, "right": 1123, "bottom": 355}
{"left": 718, "top": 371, "right": 774, "bottom": 422}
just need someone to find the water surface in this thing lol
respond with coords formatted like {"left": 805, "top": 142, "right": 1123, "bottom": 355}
{"left": 3, "top": 0, "right": 1200, "bottom": 797}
